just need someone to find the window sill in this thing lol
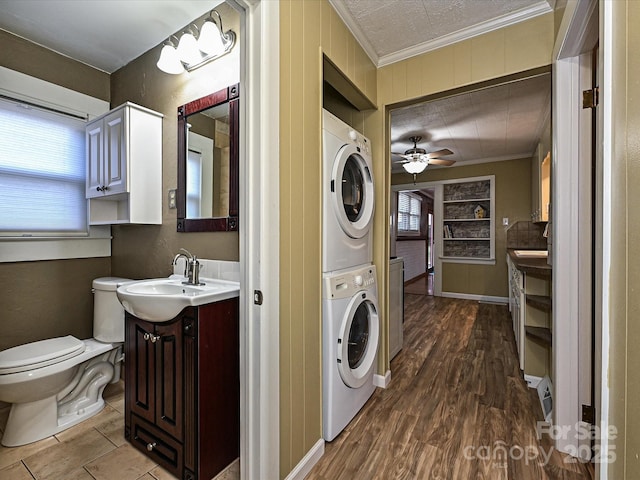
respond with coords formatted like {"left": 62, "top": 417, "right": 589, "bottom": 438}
{"left": 0, "top": 226, "right": 111, "bottom": 262}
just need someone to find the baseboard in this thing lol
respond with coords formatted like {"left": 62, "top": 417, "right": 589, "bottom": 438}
{"left": 440, "top": 291, "right": 508, "bottom": 304}
{"left": 374, "top": 369, "right": 391, "bottom": 388}
{"left": 283, "top": 438, "right": 324, "bottom": 480}
{"left": 404, "top": 272, "right": 427, "bottom": 286}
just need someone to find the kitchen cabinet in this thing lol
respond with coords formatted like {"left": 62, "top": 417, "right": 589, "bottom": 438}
{"left": 86, "top": 102, "right": 163, "bottom": 225}
{"left": 531, "top": 143, "right": 551, "bottom": 223}
{"left": 441, "top": 176, "right": 495, "bottom": 263}
{"left": 507, "top": 253, "right": 552, "bottom": 379}
{"left": 124, "top": 298, "right": 239, "bottom": 480}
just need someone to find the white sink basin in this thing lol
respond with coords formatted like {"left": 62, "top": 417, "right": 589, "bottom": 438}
{"left": 116, "top": 275, "right": 239, "bottom": 322}
{"left": 514, "top": 250, "right": 548, "bottom": 258}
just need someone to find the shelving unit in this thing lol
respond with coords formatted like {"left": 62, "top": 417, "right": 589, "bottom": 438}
{"left": 440, "top": 177, "right": 494, "bottom": 262}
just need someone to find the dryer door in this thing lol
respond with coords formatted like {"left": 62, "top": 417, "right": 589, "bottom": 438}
{"left": 337, "top": 291, "right": 379, "bottom": 388}
{"left": 330, "top": 144, "right": 374, "bottom": 239}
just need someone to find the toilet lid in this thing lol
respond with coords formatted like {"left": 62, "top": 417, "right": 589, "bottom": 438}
{"left": 0, "top": 335, "right": 86, "bottom": 374}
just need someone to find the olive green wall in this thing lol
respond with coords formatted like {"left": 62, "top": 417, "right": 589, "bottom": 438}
{"left": 279, "top": 1, "right": 376, "bottom": 476}
{"left": 0, "top": 31, "right": 111, "bottom": 350}
{"left": 108, "top": 3, "right": 240, "bottom": 280}
{"left": 607, "top": 0, "right": 640, "bottom": 477}
{"left": 0, "top": 29, "right": 110, "bottom": 102}
{"left": 393, "top": 158, "right": 532, "bottom": 298}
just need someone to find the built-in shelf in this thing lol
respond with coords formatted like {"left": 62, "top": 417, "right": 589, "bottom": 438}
{"left": 441, "top": 177, "right": 494, "bottom": 261}
{"left": 443, "top": 238, "right": 490, "bottom": 241}
{"left": 443, "top": 218, "right": 491, "bottom": 222}
{"left": 525, "top": 326, "right": 552, "bottom": 346}
{"left": 443, "top": 197, "right": 491, "bottom": 204}
{"left": 526, "top": 294, "right": 552, "bottom": 312}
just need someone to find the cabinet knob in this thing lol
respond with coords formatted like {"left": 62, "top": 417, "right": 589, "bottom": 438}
{"left": 96, "top": 186, "right": 103, "bottom": 192}
{"left": 147, "top": 442, "right": 157, "bottom": 452}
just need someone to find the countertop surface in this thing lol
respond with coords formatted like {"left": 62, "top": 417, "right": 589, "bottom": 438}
{"left": 507, "top": 249, "right": 552, "bottom": 277}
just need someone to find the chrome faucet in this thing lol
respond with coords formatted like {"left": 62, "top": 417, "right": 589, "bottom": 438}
{"left": 172, "top": 248, "right": 205, "bottom": 285}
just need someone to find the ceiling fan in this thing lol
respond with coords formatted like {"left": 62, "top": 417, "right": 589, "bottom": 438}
{"left": 392, "top": 136, "right": 455, "bottom": 180}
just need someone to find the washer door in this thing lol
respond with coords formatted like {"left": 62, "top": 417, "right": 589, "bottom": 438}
{"left": 330, "top": 144, "right": 374, "bottom": 239}
{"left": 337, "top": 291, "right": 379, "bottom": 388}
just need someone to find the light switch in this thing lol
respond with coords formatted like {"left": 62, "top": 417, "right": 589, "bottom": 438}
{"left": 502, "top": 217, "right": 509, "bottom": 226}
{"left": 168, "top": 189, "right": 177, "bottom": 209}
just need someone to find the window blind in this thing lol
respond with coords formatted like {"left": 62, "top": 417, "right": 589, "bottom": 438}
{"left": 398, "top": 192, "right": 421, "bottom": 233}
{"left": 0, "top": 97, "right": 87, "bottom": 236}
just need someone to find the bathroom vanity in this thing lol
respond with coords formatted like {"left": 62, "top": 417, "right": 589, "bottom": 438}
{"left": 124, "top": 298, "right": 239, "bottom": 480}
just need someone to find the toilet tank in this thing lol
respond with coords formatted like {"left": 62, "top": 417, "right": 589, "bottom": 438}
{"left": 92, "top": 277, "right": 132, "bottom": 343}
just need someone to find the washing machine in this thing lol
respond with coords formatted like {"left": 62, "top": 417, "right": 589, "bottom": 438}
{"left": 323, "top": 264, "right": 379, "bottom": 441}
{"left": 322, "top": 109, "right": 375, "bottom": 273}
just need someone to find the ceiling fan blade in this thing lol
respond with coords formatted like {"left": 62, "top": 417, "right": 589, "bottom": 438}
{"left": 426, "top": 148, "right": 453, "bottom": 159}
{"left": 428, "top": 158, "right": 456, "bottom": 166}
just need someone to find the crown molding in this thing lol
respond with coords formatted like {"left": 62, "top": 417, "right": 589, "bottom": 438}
{"left": 329, "top": 0, "right": 553, "bottom": 69}
{"left": 327, "top": 0, "right": 380, "bottom": 65}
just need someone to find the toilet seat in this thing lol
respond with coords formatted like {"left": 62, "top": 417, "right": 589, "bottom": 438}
{"left": 0, "top": 336, "right": 85, "bottom": 375}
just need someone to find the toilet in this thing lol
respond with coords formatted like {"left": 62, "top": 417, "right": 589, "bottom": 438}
{"left": 0, "top": 277, "right": 131, "bottom": 447}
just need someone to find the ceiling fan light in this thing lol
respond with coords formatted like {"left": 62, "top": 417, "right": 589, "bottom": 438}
{"left": 403, "top": 161, "right": 427, "bottom": 174}
{"left": 157, "top": 43, "right": 184, "bottom": 74}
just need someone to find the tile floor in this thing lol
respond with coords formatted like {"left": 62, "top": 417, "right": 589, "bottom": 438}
{"left": 0, "top": 381, "right": 239, "bottom": 480}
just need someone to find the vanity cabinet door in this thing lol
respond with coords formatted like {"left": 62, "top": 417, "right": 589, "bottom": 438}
{"left": 154, "top": 319, "right": 184, "bottom": 442}
{"left": 125, "top": 315, "right": 156, "bottom": 425}
{"left": 125, "top": 315, "right": 184, "bottom": 441}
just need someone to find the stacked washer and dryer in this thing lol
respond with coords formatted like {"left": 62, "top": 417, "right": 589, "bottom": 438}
{"left": 321, "top": 109, "right": 379, "bottom": 442}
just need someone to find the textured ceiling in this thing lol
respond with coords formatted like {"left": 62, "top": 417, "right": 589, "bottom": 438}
{"left": 390, "top": 73, "right": 551, "bottom": 172}
{"left": 0, "top": 0, "right": 225, "bottom": 73}
{"left": 330, "top": 0, "right": 554, "bottom": 66}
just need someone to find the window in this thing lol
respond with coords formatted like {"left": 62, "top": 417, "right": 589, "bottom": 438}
{"left": 0, "top": 97, "right": 87, "bottom": 236}
{"left": 397, "top": 192, "right": 421, "bottom": 234}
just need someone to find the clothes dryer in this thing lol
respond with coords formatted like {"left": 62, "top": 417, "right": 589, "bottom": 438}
{"left": 322, "top": 264, "right": 379, "bottom": 441}
{"left": 322, "top": 109, "right": 374, "bottom": 273}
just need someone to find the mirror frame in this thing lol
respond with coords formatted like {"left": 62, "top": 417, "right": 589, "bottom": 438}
{"left": 177, "top": 83, "right": 239, "bottom": 232}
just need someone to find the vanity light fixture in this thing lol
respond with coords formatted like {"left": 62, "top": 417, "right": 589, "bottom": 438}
{"left": 156, "top": 9, "right": 236, "bottom": 75}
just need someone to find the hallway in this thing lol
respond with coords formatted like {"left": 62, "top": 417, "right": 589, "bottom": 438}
{"left": 307, "top": 295, "right": 594, "bottom": 479}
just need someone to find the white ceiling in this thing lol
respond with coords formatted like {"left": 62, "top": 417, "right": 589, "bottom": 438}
{"left": 329, "top": 0, "right": 555, "bottom": 172}
{"left": 390, "top": 73, "right": 551, "bottom": 171}
{"left": 0, "top": 0, "right": 225, "bottom": 73}
{"left": 0, "top": 0, "right": 554, "bottom": 170}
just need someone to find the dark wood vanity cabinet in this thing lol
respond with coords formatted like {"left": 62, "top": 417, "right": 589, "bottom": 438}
{"left": 124, "top": 298, "right": 239, "bottom": 480}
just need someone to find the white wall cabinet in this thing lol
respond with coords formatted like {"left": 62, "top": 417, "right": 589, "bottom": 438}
{"left": 85, "top": 102, "right": 163, "bottom": 225}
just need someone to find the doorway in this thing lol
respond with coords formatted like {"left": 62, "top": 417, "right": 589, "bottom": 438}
{"left": 391, "top": 187, "right": 435, "bottom": 296}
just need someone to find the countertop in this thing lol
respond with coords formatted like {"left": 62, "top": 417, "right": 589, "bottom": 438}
{"left": 507, "top": 249, "right": 552, "bottom": 277}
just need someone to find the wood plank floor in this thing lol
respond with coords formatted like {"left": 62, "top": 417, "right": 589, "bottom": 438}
{"left": 306, "top": 294, "right": 594, "bottom": 480}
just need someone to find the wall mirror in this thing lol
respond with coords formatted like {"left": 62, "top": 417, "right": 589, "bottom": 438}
{"left": 177, "top": 83, "right": 239, "bottom": 232}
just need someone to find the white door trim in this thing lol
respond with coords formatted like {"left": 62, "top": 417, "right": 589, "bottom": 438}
{"left": 234, "top": 1, "right": 280, "bottom": 479}
{"left": 552, "top": 0, "right": 604, "bottom": 466}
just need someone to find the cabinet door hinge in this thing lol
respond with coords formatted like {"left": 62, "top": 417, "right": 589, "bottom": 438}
{"left": 582, "top": 404, "right": 595, "bottom": 424}
{"left": 583, "top": 87, "right": 599, "bottom": 109}
{"left": 254, "top": 290, "right": 263, "bottom": 305}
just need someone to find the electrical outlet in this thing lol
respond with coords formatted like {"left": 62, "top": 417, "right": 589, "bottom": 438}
{"left": 168, "top": 189, "right": 177, "bottom": 209}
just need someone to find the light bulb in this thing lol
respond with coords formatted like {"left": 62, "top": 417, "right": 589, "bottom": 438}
{"left": 177, "top": 31, "right": 202, "bottom": 65}
{"left": 403, "top": 161, "right": 427, "bottom": 174}
{"left": 156, "top": 44, "right": 184, "bottom": 74}
{"left": 198, "top": 20, "right": 225, "bottom": 56}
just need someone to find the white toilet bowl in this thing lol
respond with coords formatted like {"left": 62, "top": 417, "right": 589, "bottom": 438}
{"left": 0, "top": 277, "right": 131, "bottom": 447}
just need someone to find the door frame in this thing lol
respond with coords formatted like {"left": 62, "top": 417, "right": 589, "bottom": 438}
{"left": 552, "top": 0, "right": 604, "bottom": 466}
{"left": 233, "top": 1, "right": 280, "bottom": 479}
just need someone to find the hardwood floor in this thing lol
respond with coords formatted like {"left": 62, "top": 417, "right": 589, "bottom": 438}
{"left": 404, "top": 274, "right": 434, "bottom": 296}
{"left": 306, "top": 294, "right": 594, "bottom": 480}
